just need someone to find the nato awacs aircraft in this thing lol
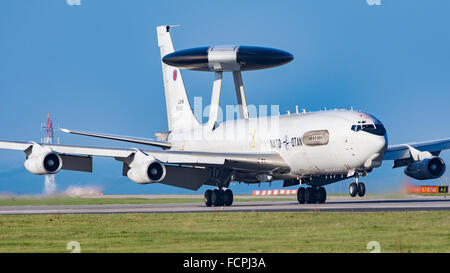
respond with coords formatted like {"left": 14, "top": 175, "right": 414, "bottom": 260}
{"left": 1, "top": 25, "right": 449, "bottom": 206}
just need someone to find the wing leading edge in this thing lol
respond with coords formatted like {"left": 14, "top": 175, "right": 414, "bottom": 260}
{"left": 383, "top": 138, "right": 450, "bottom": 161}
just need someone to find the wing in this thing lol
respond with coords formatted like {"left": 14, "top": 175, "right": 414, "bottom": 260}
{"left": 60, "top": 128, "right": 172, "bottom": 149}
{"left": 0, "top": 140, "right": 289, "bottom": 190}
{"left": 383, "top": 138, "right": 450, "bottom": 160}
{"left": 0, "top": 140, "right": 134, "bottom": 157}
{"left": 383, "top": 138, "right": 450, "bottom": 168}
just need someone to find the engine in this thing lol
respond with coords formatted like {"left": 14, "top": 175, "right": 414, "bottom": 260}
{"left": 24, "top": 145, "right": 62, "bottom": 175}
{"left": 404, "top": 157, "right": 446, "bottom": 180}
{"left": 126, "top": 152, "right": 166, "bottom": 184}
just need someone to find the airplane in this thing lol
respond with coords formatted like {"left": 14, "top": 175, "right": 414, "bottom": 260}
{"left": 0, "top": 25, "right": 449, "bottom": 207}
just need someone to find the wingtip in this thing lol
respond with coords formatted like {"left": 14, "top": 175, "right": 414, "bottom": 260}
{"left": 60, "top": 128, "right": 70, "bottom": 133}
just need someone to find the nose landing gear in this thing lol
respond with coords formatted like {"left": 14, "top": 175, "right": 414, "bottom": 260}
{"left": 349, "top": 175, "right": 366, "bottom": 197}
{"left": 349, "top": 182, "right": 358, "bottom": 197}
{"left": 357, "top": 182, "right": 365, "bottom": 197}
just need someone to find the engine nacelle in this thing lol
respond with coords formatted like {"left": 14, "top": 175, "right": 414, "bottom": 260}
{"left": 126, "top": 151, "right": 166, "bottom": 184}
{"left": 404, "top": 157, "right": 446, "bottom": 180}
{"left": 24, "top": 145, "right": 62, "bottom": 175}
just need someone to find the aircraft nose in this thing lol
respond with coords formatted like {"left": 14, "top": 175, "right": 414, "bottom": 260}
{"left": 373, "top": 134, "right": 388, "bottom": 153}
{"left": 363, "top": 134, "right": 387, "bottom": 169}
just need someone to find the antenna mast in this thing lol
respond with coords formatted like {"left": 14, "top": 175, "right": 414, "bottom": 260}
{"left": 42, "top": 114, "right": 59, "bottom": 195}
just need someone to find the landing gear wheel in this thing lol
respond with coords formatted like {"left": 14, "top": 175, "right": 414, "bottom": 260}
{"left": 204, "top": 190, "right": 212, "bottom": 207}
{"left": 297, "top": 187, "right": 306, "bottom": 204}
{"left": 349, "top": 182, "right": 358, "bottom": 197}
{"left": 318, "top": 187, "right": 327, "bottom": 203}
{"left": 224, "top": 189, "right": 233, "bottom": 206}
{"left": 211, "top": 189, "right": 221, "bottom": 206}
{"left": 305, "top": 187, "right": 316, "bottom": 204}
{"left": 357, "top": 182, "right": 366, "bottom": 197}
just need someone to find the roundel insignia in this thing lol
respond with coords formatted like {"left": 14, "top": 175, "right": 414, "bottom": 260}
{"left": 173, "top": 70, "right": 177, "bottom": 81}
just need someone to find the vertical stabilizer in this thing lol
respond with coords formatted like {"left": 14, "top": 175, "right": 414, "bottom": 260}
{"left": 157, "top": 25, "right": 200, "bottom": 132}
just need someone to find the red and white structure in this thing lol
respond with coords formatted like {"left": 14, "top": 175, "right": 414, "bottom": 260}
{"left": 252, "top": 189, "right": 298, "bottom": 196}
{"left": 42, "top": 114, "right": 59, "bottom": 195}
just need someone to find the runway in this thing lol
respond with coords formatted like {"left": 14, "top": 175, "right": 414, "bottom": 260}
{"left": 0, "top": 196, "right": 449, "bottom": 215}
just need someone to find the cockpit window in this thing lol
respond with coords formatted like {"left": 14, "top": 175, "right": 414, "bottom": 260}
{"left": 351, "top": 125, "right": 361, "bottom": 131}
{"left": 365, "top": 123, "right": 386, "bottom": 136}
{"left": 362, "top": 124, "right": 375, "bottom": 130}
{"left": 351, "top": 123, "right": 386, "bottom": 136}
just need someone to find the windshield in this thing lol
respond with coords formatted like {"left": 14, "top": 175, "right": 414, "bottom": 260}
{"left": 351, "top": 123, "right": 386, "bottom": 136}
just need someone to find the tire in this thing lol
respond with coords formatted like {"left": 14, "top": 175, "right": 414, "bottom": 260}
{"left": 314, "top": 188, "right": 321, "bottom": 203}
{"left": 318, "top": 187, "right": 327, "bottom": 203}
{"left": 349, "top": 183, "right": 358, "bottom": 197}
{"left": 305, "top": 187, "right": 316, "bottom": 204}
{"left": 211, "top": 189, "right": 221, "bottom": 206}
{"left": 357, "top": 182, "right": 366, "bottom": 197}
{"left": 204, "top": 190, "right": 212, "bottom": 207}
{"left": 224, "top": 189, "right": 233, "bottom": 206}
{"left": 218, "top": 189, "right": 226, "bottom": 206}
{"left": 297, "top": 187, "right": 306, "bottom": 204}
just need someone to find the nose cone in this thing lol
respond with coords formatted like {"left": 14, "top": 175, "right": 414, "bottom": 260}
{"left": 374, "top": 134, "right": 388, "bottom": 153}
{"left": 237, "top": 46, "right": 294, "bottom": 71}
{"left": 363, "top": 134, "right": 388, "bottom": 169}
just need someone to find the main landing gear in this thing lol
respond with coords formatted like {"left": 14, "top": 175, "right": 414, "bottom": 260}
{"left": 349, "top": 175, "right": 365, "bottom": 197}
{"left": 297, "top": 186, "right": 327, "bottom": 204}
{"left": 204, "top": 188, "right": 233, "bottom": 207}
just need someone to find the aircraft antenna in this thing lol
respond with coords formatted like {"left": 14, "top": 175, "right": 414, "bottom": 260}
{"left": 41, "top": 114, "right": 59, "bottom": 195}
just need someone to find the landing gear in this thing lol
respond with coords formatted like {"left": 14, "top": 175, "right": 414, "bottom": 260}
{"left": 349, "top": 182, "right": 358, "bottom": 197}
{"left": 305, "top": 187, "right": 316, "bottom": 203}
{"left": 297, "top": 187, "right": 306, "bottom": 204}
{"left": 211, "top": 189, "right": 221, "bottom": 206}
{"left": 224, "top": 189, "right": 233, "bottom": 206}
{"left": 204, "top": 189, "right": 212, "bottom": 207}
{"left": 349, "top": 175, "right": 366, "bottom": 197}
{"left": 357, "top": 182, "right": 366, "bottom": 197}
{"left": 317, "top": 187, "right": 327, "bottom": 203}
{"left": 206, "top": 188, "right": 233, "bottom": 207}
{"left": 297, "top": 186, "right": 327, "bottom": 204}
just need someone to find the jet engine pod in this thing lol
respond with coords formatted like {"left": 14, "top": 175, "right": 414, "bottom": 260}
{"left": 404, "top": 157, "right": 446, "bottom": 180}
{"left": 24, "top": 151, "right": 62, "bottom": 175}
{"left": 162, "top": 45, "right": 294, "bottom": 72}
{"left": 126, "top": 152, "right": 166, "bottom": 184}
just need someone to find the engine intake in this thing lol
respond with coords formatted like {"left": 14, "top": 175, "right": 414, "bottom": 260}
{"left": 147, "top": 162, "right": 165, "bottom": 181}
{"left": 404, "top": 157, "right": 446, "bottom": 180}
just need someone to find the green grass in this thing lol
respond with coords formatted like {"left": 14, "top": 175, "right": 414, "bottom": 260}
{"left": 0, "top": 197, "right": 296, "bottom": 206}
{"left": 0, "top": 211, "right": 448, "bottom": 252}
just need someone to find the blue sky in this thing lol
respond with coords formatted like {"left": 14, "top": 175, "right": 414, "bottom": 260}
{"left": 0, "top": 0, "right": 449, "bottom": 195}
